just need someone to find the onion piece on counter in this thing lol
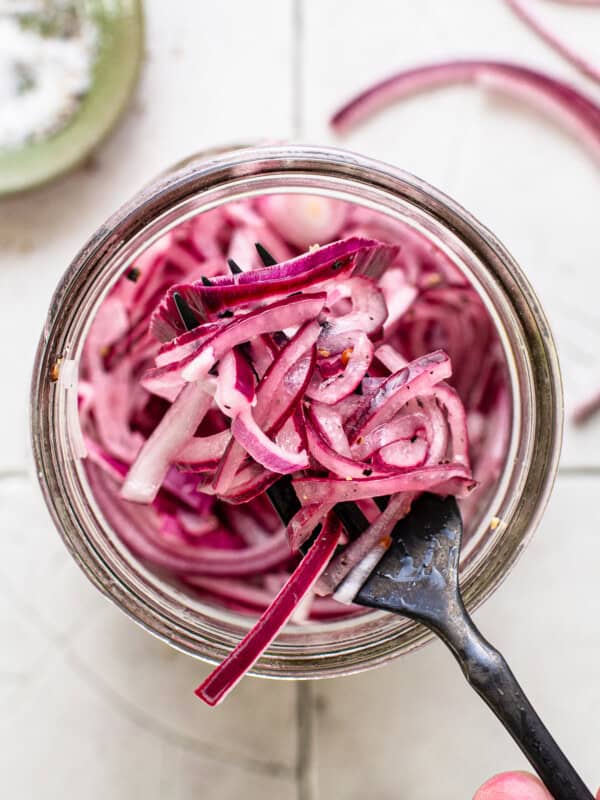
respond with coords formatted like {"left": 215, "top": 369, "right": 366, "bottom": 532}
{"left": 331, "top": 60, "right": 600, "bottom": 163}
{"left": 505, "top": 0, "right": 600, "bottom": 85}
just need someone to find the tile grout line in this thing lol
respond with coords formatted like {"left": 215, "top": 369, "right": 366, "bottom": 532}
{"left": 0, "top": 573, "right": 294, "bottom": 781}
{"left": 291, "top": 0, "right": 304, "bottom": 139}
{"left": 296, "top": 681, "right": 317, "bottom": 800}
{"left": 558, "top": 465, "right": 600, "bottom": 477}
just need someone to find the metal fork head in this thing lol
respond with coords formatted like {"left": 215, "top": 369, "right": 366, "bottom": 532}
{"left": 355, "top": 493, "right": 463, "bottom": 624}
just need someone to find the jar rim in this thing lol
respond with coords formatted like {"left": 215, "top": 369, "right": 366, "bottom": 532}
{"left": 31, "top": 143, "right": 563, "bottom": 679}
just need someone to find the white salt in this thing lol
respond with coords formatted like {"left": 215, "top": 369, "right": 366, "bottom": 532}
{"left": 0, "top": 1, "right": 97, "bottom": 150}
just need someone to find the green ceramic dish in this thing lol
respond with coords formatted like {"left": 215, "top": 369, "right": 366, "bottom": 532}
{"left": 0, "top": 0, "right": 144, "bottom": 196}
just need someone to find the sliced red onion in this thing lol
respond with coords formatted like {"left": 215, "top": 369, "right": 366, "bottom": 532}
{"left": 87, "top": 363, "right": 145, "bottom": 463}
{"left": 186, "top": 575, "right": 357, "bottom": 619}
{"left": 121, "top": 382, "right": 213, "bottom": 504}
{"left": 332, "top": 538, "right": 392, "bottom": 605}
{"left": 143, "top": 293, "right": 326, "bottom": 394}
{"left": 275, "top": 410, "right": 306, "bottom": 456}
{"left": 225, "top": 205, "right": 294, "bottom": 269}
{"left": 345, "top": 350, "right": 452, "bottom": 442}
{"left": 331, "top": 393, "right": 368, "bottom": 423}
{"left": 309, "top": 403, "right": 352, "bottom": 457}
{"left": 214, "top": 349, "right": 256, "bottom": 418}
{"left": 389, "top": 285, "right": 495, "bottom": 408}
{"left": 306, "top": 331, "right": 374, "bottom": 405}
{"left": 505, "top": 0, "right": 600, "bottom": 84}
{"left": 293, "top": 463, "right": 475, "bottom": 506}
{"left": 428, "top": 383, "right": 471, "bottom": 469}
{"left": 257, "top": 194, "right": 349, "bottom": 250}
{"left": 92, "top": 466, "right": 291, "bottom": 576}
{"left": 231, "top": 408, "right": 309, "bottom": 475}
{"left": 153, "top": 237, "right": 397, "bottom": 331}
{"left": 352, "top": 413, "right": 428, "bottom": 459}
{"left": 185, "top": 575, "right": 278, "bottom": 610}
{"left": 81, "top": 214, "right": 482, "bottom": 708}
{"left": 375, "top": 343, "right": 407, "bottom": 372}
{"left": 246, "top": 334, "right": 278, "bottom": 378}
{"left": 221, "top": 506, "right": 271, "bottom": 546}
{"left": 201, "top": 463, "right": 280, "bottom": 505}
{"left": 286, "top": 502, "right": 332, "bottom": 551}
{"left": 306, "top": 406, "right": 383, "bottom": 478}
{"left": 331, "top": 60, "right": 600, "bottom": 163}
{"left": 176, "top": 430, "right": 231, "bottom": 469}
{"left": 195, "top": 514, "right": 341, "bottom": 706}
{"left": 177, "top": 508, "right": 221, "bottom": 537}
{"left": 323, "top": 276, "right": 388, "bottom": 336}
{"left": 212, "top": 325, "right": 318, "bottom": 494}
{"left": 319, "top": 492, "right": 412, "bottom": 594}
{"left": 162, "top": 467, "right": 213, "bottom": 512}
{"left": 155, "top": 321, "right": 225, "bottom": 368}
{"left": 372, "top": 436, "right": 428, "bottom": 470}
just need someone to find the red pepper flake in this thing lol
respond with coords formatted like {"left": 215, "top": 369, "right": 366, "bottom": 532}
{"left": 341, "top": 348, "right": 353, "bottom": 367}
{"left": 49, "top": 358, "right": 63, "bottom": 382}
{"left": 423, "top": 272, "right": 442, "bottom": 288}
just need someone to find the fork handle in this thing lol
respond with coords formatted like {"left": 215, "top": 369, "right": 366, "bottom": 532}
{"left": 434, "top": 597, "right": 594, "bottom": 800}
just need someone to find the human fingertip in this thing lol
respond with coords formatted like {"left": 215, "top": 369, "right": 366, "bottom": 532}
{"left": 473, "top": 772, "right": 553, "bottom": 800}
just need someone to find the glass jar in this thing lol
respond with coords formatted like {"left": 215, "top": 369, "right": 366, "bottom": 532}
{"left": 30, "top": 144, "right": 562, "bottom": 679}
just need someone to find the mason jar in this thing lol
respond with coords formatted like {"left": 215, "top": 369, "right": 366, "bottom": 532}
{"left": 30, "top": 144, "right": 562, "bottom": 679}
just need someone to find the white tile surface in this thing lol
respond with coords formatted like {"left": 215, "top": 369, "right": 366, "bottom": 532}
{"left": 70, "top": 609, "right": 298, "bottom": 770}
{"left": 1, "top": 0, "right": 600, "bottom": 798}
{"left": 0, "top": 481, "right": 298, "bottom": 797}
{"left": 1, "top": 651, "right": 164, "bottom": 800}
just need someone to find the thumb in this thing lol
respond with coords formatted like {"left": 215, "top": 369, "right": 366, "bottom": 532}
{"left": 474, "top": 772, "right": 553, "bottom": 800}
{"left": 474, "top": 772, "right": 600, "bottom": 800}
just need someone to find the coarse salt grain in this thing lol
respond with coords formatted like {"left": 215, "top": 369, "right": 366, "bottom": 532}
{"left": 0, "top": 3, "right": 97, "bottom": 150}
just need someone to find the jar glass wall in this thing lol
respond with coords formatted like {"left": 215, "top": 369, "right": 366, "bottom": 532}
{"left": 30, "top": 144, "right": 562, "bottom": 679}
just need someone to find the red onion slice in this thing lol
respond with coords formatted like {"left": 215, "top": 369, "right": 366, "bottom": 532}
{"left": 345, "top": 350, "right": 452, "bottom": 442}
{"left": 121, "top": 382, "right": 213, "bottom": 504}
{"left": 257, "top": 194, "right": 349, "bottom": 250}
{"left": 212, "top": 326, "right": 318, "bottom": 494}
{"left": 143, "top": 293, "right": 326, "bottom": 395}
{"left": 306, "top": 331, "right": 374, "bottom": 405}
{"left": 293, "top": 464, "right": 475, "bottom": 506}
{"left": 372, "top": 436, "right": 428, "bottom": 470}
{"left": 505, "top": 0, "right": 600, "bottom": 84}
{"left": 152, "top": 237, "right": 398, "bottom": 335}
{"left": 195, "top": 514, "right": 342, "bottom": 706}
{"left": 318, "top": 492, "right": 412, "bottom": 593}
{"left": 231, "top": 408, "right": 309, "bottom": 475}
{"left": 331, "top": 60, "right": 600, "bottom": 163}
{"left": 176, "top": 430, "right": 231, "bottom": 469}
{"left": 324, "top": 276, "right": 388, "bottom": 336}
